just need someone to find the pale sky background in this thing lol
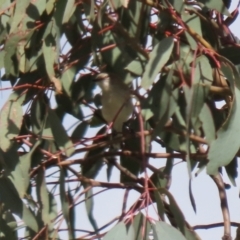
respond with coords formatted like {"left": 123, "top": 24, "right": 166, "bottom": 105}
{"left": 0, "top": 1, "right": 240, "bottom": 239}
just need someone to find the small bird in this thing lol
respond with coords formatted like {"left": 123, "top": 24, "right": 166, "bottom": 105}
{"left": 95, "top": 73, "right": 133, "bottom": 132}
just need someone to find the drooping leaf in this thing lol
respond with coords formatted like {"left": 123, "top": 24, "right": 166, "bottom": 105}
{"left": 132, "top": 213, "right": 151, "bottom": 240}
{"left": 62, "top": 0, "right": 76, "bottom": 24}
{"left": 59, "top": 168, "right": 74, "bottom": 239}
{"left": 189, "top": 179, "right": 196, "bottom": 213}
{"left": 60, "top": 67, "right": 76, "bottom": 97}
{"left": 36, "top": 168, "right": 54, "bottom": 232}
{"left": 0, "top": 98, "right": 23, "bottom": 151}
{"left": 43, "top": 20, "right": 62, "bottom": 93}
{"left": 141, "top": 37, "right": 174, "bottom": 89}
{"left": 103, "top": 221, "right": 135, "bottom": 240}
{"left": 182, "top": 13, "right": 202, "bottom": 50}
{"left": 85, "top": 188, "right": 99, "bottom": 235}
{"left": 153, "top": 188, "right": 165, "bottom": 221}
{"left": 224, "top": 156, "right": 238, "bottom": 186}
{"left": 48, "top": 108, "right": 75, "bottom": 157}
{"left": 8, "top": 141, "right": 41, "bottom": 198}
{"left": 159, "top": 188, "right": 185, "bottom": 234}
{"left": 46, "top": 0, "right": 56, "bottom": 14}
{"left": 0, "top": 177, "right": 38, "bottom": 233}
{"left": 199, "top": 103, "right": 216, "bottom": 143}
{"left": 152, "top": 221, "right": 187, "bottom": 240}
{"left": 207, "top": 64, "right": 240, "bottom": 175}
{"left": 119, "top": 0, "right": 150, "bottom": 47}
{"left": 10, "top": 0, "right": 31, "bottom": 33}
{"left": 125, "top": 57, "right": 147, "bottom": 76}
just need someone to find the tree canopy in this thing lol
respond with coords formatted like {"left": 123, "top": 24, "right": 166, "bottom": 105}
{"left": 0, "top": 0, "right": 240, "bottom": 239}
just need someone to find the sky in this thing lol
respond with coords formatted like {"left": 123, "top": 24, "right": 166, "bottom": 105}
{"left": 0, "top": 1, "right": 240, "bottom": 239}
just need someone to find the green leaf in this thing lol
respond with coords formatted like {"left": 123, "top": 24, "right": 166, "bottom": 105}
{"left": 152, "top": 221, "right": 187, "bottom": 240}
{"left": 60, "top": 67, "right": 76, "bottom": 97}
{"left": 48, "top": 108, "right": 75, "bottom": 157}
{"left": 108, "top": 0, "right": 123, "bottom": 9}
{"left": 85, "top": 188, "right": 99, "bottom": 235}
{"left": 62, "top": 0, "right": 76, "bottom": 24}
{"left": 189, "top": 179, "right": 196, "bottom": 213}
{"left": 103, "top": 221, "right": 135, "bottom": 240}
{"left": 0, "top": 99, "right": 23, "bottom": 151}
{"left": 141, "top": 37, "right": 174, "bottom": 89}
{"left": 9, "top": 141, "right": 40, "bottom": 198}
{"left": 225, "top": 157, "right": 238, "bottom": 186}
{"left": 159, "top": 188, "right": 185, "bottom": 234}
{"left": 33, "top": 0, "right": 46, "bottom": 16}
{"left": 30, "top": 96, "right": 48, "bottom": 135}
{"left": 207, "top": 64, "right": 240, "bottom": 175}
{"left": 199, "top": 104, "right": 215, "bottom": 143}
{"left": 48, "top": 192, "right": 59, "bottom": 238}
{"left": 133, "top": 213, "right": 151, "bottom": 240}
{"left": 92, "top": 23, "right": 132, "bottom": 75}
{"left": 154, "top": 191, "right": 165, "bottom": 219}
{"left": 0, "top": 50, "right": 5, "bottom": 69}
{"left": 59, "top": 169, "right": 74, "bottom": 239}
{"left": 125, "top": 57, "right": 147, "bottom": 76}
{"left": 36, "top": 168, "right": 54, "bottom": 231}
{"left": 4, "top": 33, "right": 21, "bottom": 76}
{"left": 143, "top": 69, "right": 178, "bottom": 137}
{"left": 182, "top": 13, "right": 202, "bottom": 50}
{"left": 46, "top": 0, "right": 56, "bottom": 14}
{"left": 0, "top": 177, "right": 38, "bottom": 233}
{"left": 119, "top": 0, "right": 150, "bottom": 46}
{"left": 10, "top": 0, "right": 31, "bottom": 33}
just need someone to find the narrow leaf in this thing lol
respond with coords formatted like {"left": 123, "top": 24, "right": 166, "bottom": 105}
{"left": 0, "top": 99, "right": 23, "bottom": 151}
{"left": 59, "top": 169, "right": 74, "bottom": 239}
{"left": 62, "top": 0, "right": 76, "bottom": 24}
{"left": 152, "top": 221, "right": 187, "bottom": 240}
{"left": 103, "top": 221, "right": 134, "bottom": 240}
{"left": 10, "top": 0, "right": 31, "bottom": 33}
{"left": 207, "top": 64, "right": 240, "bottom": 175}
{"left": 141, "top": 37, "right": 174, "bottom": 89}
{"left": 48, "top": 108, "right": 75, "bottom": 157}
{"left": 0, "top": 177, "right": 38, "bottom": 233}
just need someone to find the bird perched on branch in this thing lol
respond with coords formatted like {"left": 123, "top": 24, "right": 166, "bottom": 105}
{"left": 95, "top": 73, "right": 133, "bottom": 132}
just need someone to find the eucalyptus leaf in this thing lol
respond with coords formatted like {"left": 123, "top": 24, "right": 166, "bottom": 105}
{"left": 141, "top": 37, "right": 174, "bottom": 89}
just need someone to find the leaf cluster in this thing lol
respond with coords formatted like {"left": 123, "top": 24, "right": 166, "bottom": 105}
{"left": 0, "top": 0, "right": 240, "bottom": 239}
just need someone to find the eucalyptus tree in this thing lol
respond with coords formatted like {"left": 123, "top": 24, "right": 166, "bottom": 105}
{"left": 0, "top": 0, "right": 240, "bottom": 239}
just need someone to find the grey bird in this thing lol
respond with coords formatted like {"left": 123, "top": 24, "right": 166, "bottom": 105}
{"left": 95, "top": 73, "right": 133, "bottom": 132}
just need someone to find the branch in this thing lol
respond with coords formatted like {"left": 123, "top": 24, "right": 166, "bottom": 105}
{"left": 193, "top": 222, "right": 240, "bottom": 230}
{"left": 211, "top": 173, "right": 232, "bottom": 240}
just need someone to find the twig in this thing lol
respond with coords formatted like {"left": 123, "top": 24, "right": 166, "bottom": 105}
{"left": 211, "top": 173, "right": 232, "bottom": 239}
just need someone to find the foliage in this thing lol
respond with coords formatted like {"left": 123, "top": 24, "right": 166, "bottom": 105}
{"left": 0, "top": 0, "right": 240, "bottom": 239}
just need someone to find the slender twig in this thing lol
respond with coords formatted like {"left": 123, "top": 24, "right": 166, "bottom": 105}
{"left": 211, "top": 173, "right": 232, "bottom": 239}
{"left": 193, "top": 222, "right": 240, "bottom": 230}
